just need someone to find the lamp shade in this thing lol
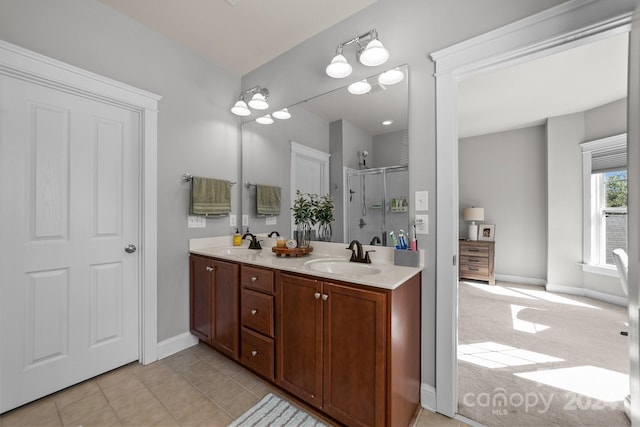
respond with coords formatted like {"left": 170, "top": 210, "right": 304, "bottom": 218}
{"left": 348, "top": 79, "right": 372, "bottom": 95}
{"left": 248, "top": 93, "right": 269, "bottom": 110}
{"left": 326, "top": 53, "right": 353, "bottom": 78}
{"left": 378, "top": 67, "right": 404, "bottom": 85}
{"left": 272, "top": 108, "right": 291, "bottom": 120}
{"left": 256, "top": 114, "right": 274, "bottom": 125}
{"left": 230, "top": 99, "right": 251, "bottom": 116}
{"left": 358, "top": 39, "right": 389, "bottom": 66}
{"left": 463, "top": 207, "right": 484, "bottom": 222}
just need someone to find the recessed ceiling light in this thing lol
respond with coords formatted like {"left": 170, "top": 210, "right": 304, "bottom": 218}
{"left": 382, "top": 120, "right": 393, "bottom": 126}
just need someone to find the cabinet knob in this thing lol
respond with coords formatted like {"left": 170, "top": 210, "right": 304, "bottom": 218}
{"left": 314, "top": 292, "right": 321, "bottom": 299}
{"left": 206, "top": 266, "right": 214, "bottom": 272}
{"left": 321, "top": 294, "right": 329, "bottom": 301}
{"left": 251, "top": 276, "right": 258, "bottom": 282}
{"left": 251, "top": 350, "right": 258, "bottom": 356}
{"left": 250, "top": 309, "right": 257, "bottom": 315}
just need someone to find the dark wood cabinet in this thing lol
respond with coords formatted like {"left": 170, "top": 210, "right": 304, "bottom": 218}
{"left": 189, "top": 255, "right": 239, "bottom": 360}
{"left": 276, "top": 272, "right": 420, "bottom": 427}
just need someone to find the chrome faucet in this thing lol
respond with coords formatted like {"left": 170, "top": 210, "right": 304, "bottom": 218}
{"left": 346, "top": 240, "right": 374, "bottom": 264}
{"left": 242, "top": 233, "right": 262, "bottom": 250}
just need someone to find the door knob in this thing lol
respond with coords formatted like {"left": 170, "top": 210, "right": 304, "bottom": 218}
{"left": 125, "top": 244, "right": 137, "bottom": 253}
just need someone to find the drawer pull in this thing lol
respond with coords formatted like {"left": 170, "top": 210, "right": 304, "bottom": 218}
{"left": 314, "top": 292, "right": 321, "bottom": 299}
{"left": 251, "top": 350, "right": 258, "bottom": 356}
{"left": 470, "top": 259, "right": 481, "bottom": 263}
{"left": 251, "top": 276, "right": 258, "bottom": 282}
{"left": 206, "top": 266, "right": 214, "bottom": 272}
{"left": 469, "top": 267, "right": 479, "bottom": 271}
{"left": 250, "top": 309, "right": 257, "bottom": 315}
{"left": 468, "top": 249, "right": 479, "bottom": 252}
{"left": 322, "top": 294, "right": 329, "bottom": 301}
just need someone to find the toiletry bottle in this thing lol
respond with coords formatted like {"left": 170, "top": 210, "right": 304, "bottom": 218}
{"left": 233, "top": 228, "right": 241, "bottom": 246}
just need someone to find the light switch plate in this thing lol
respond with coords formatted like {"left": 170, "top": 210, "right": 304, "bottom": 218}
{"left": 242, "top": 215, "right": 249, "bottom": 226}
{"left": 415, "top": 191, "right": 428, "bottom": 211}
{"left": 266, "top": 216, "right": 277, "bottom": 226}
{"left": 415, "top": 214, "right": 428, "bottom": 235}
{"left": 229, "top": 214, "right": 237, "bottom": 227}
{"left": 188, "top": 216, "right": 206, "bottom": 228}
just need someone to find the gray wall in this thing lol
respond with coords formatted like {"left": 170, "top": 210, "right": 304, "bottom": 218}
{"left": 459, "top": 126, "right": 547, "bottom": 280}
{"left": 241, "top": 0, "right": 568, "bottom": 387}
{"left": 241, "top": 106, "right": 329, "bottom": 236}
{"left": 372, "top": 129, "right": 409, "bottom": 168}
{"left": 0, "top": 0, "right": 241, "bottom": 341}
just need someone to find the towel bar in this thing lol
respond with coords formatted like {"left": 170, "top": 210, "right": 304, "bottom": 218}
{"left": 182, "top": 173, "right": 236, "bottom": 185}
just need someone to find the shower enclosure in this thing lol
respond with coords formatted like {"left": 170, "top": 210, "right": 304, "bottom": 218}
{"left": 345, "top": 165, "right": 409, "bottom": 247}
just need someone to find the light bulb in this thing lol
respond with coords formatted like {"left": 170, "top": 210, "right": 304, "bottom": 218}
{"left": 248, "top": 93, "right": 269, "bottom": 110}
{"left": 230, "top": 99, "right": 251, "bottom": 116}
{"left": 378, "top": 68, "right": 404, "bottom": 85}
{"left": 272, "top": 108, "right": 291, "bottom": 120}
{"left": 256, "top": 114, "right": 274, "bottom": 125}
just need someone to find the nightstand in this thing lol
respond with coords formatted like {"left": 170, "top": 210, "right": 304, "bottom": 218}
{"left": 459, "top": 239, "right": 495, "bottom": 285}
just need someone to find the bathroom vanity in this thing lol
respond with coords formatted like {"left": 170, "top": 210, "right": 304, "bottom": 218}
{"left": 189, "top": 237, "right": 422, "bottom": 427}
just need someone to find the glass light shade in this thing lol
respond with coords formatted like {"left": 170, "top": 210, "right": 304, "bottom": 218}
{"left": 382, "top": 120, "right": 393, "bottom": 126}
{"left": 348, "top": 79, "right": 372, "bottom": 95}
{"left": 256, "top": 114, "right": 274, "bottom": 125}
{"left": 272, "top": 108, "right": 291, "bottom": 120}
{"left": 358, "top": 39, "right": 389, "bottom": 66}
{"left": 230, "top": 99, "right": 251, "bottom": 116}
{"left": 326, "top": 54, "right": 353, "bottom": 78}
{"left": 378, "top": 68, "right": 404, "bottom": 85}
{"left": 248, "top": 93, "right": 269, "bottom": 110}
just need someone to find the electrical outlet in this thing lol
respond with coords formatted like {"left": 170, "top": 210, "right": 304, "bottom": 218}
{"left": 415, "top": 191, "right": 428, "bottom": 211}
{"left": 266, "top": 216, "right": 276, "bottom": 226}
{"left": 415, "top": 214, "right": 428, "bottom": 235}
{"left": 229, "top": 214, "right": 237, "bottom": 227}
{"left": 242, "top": 215, "right": 249, "bottom": 226}
{"left": 187, "top": 216, "right": 206, "bottom": 228}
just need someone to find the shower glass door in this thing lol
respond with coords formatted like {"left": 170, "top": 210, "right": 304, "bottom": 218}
{"left": 345, "top": 166, "right": 408, "bottom": 246}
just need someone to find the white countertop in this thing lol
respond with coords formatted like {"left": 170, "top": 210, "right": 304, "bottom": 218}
{"left": 189, "top": 235, "right": 424, "bottom": 290}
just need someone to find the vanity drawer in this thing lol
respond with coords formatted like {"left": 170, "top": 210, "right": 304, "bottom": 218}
{"left": 241, "top": 288, "right": 274, "bottom": 337}
{"left": 240, "top": 327, "right": 274, "bottom": 380}
{"left": 241, "top": 265, "right": 274, "bottom": 293}
{"left": 460, "top": 255, "right": 489, "bottom": 268}
{"left": 460, "top": 246, "right": 490, "bottom": 258}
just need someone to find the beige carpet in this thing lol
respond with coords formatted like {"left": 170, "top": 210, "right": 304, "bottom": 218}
{"left": 458, "top": 280, "right": 630, "bottom": 427}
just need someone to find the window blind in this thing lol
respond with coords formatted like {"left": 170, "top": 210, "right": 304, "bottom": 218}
{"left": 591, "top": 146, "right": 626, "bottom": 173}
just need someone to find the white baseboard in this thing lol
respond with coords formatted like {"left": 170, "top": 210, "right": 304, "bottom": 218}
{"left": 545, "top": 283, "right": 627, "bottom": 307}
{"left": 495, "top": 274, "right": 545, "bottom": 286}
{"left": 421, "top": 383, "right": 436, "bottom": 412}
{"left": 156, "top": 332, "right": 199, "bottom": 360}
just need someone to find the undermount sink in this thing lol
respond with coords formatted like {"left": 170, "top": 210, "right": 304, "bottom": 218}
{"left": 304, "top": 259, "right": 382, "bottom": 276}
{"left": 210, "top": 247, "right": 262, "bottom": 259}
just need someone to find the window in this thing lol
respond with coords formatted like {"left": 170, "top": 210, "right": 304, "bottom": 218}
{"left": 581, "top": 134, "right": 627, "bottom": 274}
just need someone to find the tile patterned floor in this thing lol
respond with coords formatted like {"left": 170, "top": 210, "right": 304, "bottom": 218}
{"left": 0, "top": 342, "right": 462, "bottom": 427}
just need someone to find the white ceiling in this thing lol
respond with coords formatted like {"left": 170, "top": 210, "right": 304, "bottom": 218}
{"left": 97, "top": 1, "right": 628, "bottom": 138}
{"left": 98, "top": 0, "right": 377, "bottom": 76}
{"left": 458, "top": 33, "right": 629, "bottom": 138}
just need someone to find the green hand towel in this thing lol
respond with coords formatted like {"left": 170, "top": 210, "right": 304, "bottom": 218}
{"left": 191, "top": 177, "right": 232, "bottom": 215}
{"left": 256, "top": 184, "right": 281, "bottom": 216}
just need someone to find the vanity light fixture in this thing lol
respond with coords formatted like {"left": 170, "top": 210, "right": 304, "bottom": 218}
{"left": 272, "top": 108, "right": 291, "bottom": 120}
{"left": 348, "top": 79, "right": 372, "bottom": 95}
{"left": 230, "top": 86, "right": 269, "bottom": 116}
{"left": 256, "top": 114, "right": 274, "bottom": 125}
{"left": 378, "top": 67, "right": 405, "bottom": 86}
{"left": 325, "top": 29, "right": 389, "bottom": 79}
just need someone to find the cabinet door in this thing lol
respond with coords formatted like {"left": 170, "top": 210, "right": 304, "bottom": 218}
{"left": 323, "top": 282, "right": 387, "bottom": 427}
{"left": 212, "top": 260, "right": 240, "bottom": 359}
{"left": 190, "top": 255, "right": 213, "bottom": 343}
{"left": 277, "top": 273, "right": 323, "bottom": 408}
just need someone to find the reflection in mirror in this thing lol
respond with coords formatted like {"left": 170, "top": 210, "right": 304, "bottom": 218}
{"left": 241, "top": 64, "right": 409, "bottom": 245}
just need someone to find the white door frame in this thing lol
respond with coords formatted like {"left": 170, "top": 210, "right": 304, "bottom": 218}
{"left": 430, "top": 0, "right": 635, "bottom": 417}
{"left": 0, "top": 41, "right": 160, "bottom": 365}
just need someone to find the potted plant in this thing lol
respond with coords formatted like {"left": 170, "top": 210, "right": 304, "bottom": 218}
{"left": 315, "top": 193, "right": 334, "bottom": 242}
{"left": 292, "top": 190, "right": 316, "bottom": 248}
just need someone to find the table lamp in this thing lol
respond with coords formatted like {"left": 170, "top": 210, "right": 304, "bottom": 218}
{"left": 463, "top": 207, "right": 484, "bottom": 241}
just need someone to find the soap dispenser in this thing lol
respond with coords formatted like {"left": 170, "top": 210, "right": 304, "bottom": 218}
{"left": 233, "top": 228, "right": 241, "bottom": 246}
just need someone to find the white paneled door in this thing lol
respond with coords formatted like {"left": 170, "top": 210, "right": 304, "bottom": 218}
{"left": 0, "top": 74, "right": 140, "bottom": 412}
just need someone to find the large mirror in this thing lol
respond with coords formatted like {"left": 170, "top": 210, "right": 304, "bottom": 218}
{"left": 241, "top": 64, "right": 409, "bottom": 245}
